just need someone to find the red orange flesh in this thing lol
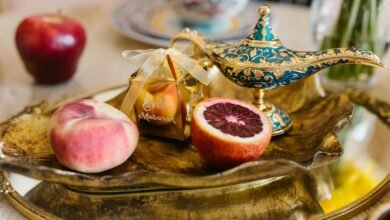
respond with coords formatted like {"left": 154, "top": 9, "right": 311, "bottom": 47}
{"left": 191, "top": 98, "right": 272, "bottom": 169}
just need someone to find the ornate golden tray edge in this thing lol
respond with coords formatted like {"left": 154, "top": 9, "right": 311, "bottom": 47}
{"left": 1, "top": 170, "right": 388, "bottom": 220}
{"left": 0, "top": 88, "right": 389, "bottom": 219}
{"left": 0, "top": 151, "right": 325, "bottom": 190}
{"left": 0, "top": 171, "right": 56, "bottom": 219}
{"left": 315, "top": 174, "right": 390, "bottom": 220}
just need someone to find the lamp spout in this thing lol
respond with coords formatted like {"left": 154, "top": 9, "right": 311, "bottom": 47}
{"left": 315, "top": 48, "right": 385, "bottom": 69}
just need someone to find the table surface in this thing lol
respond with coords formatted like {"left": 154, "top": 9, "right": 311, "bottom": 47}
{"left": 0, "top": 2, "right": 389, "bottom": 219}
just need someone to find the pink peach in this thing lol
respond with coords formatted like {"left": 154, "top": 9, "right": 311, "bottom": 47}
{"left": 48, "top": 99, "right": 139, "bottom": 173}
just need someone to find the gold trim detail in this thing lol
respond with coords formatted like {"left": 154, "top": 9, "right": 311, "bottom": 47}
{"left": 318, "top": 174, "right": 390, "bottom": 220}
{"left": 0, "top": 172, "right": 14, "bottom": 194}
{"left": 0, "top": 171, "right": 57, "bottom": 219}
{"left": 243, "top": 39, "right": 282, "bottom": 47}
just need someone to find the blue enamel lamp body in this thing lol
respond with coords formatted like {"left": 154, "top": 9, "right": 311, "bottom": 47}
{"left": 170, "top": 6, "right": 383, "bottom": 135}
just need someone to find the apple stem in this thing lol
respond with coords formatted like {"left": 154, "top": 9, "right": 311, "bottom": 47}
{"left": 57, "top": 8, "right": 62, "bottom": 15}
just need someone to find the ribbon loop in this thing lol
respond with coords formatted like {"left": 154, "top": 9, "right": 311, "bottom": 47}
{"left": 122, "top": 49, "right": 156, "bottom": 76}
{"left": 167, "top": 48, "right": 210, "bottom": 85}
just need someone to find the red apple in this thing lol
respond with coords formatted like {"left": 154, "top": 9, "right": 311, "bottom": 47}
{"left": 15, "top": 13, "right": 86, "bottom": 84}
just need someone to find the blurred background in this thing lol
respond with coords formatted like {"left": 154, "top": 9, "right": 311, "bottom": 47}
{"left": 0, "top": 0, "right": 389, "bottom": 219}
{"left": 0, "top": 0, "right": 313, "bottom": 11}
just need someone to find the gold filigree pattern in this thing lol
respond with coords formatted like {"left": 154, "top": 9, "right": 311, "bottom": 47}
{"left": 212, "top": 47, "right": 383, "bottom": 69}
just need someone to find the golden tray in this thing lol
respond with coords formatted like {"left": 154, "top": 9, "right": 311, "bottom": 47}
{"left": 0, "top": 75, "right": 389, "bottom": 219}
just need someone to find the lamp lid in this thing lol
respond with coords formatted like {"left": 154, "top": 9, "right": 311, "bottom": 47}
{"left": 244, "top": 5, "right": 281, "bottom": 47}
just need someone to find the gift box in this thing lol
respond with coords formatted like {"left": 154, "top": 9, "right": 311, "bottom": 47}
{"left": 120, "top": 48, "right": 210, "bottom": 140}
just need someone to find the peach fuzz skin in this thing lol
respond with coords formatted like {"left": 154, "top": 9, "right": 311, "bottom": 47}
{"left": 191, "top": 98, "right": 272, "bottom": 169}
{"left": 48, "top": 99, "right": 139, "bottom": 173}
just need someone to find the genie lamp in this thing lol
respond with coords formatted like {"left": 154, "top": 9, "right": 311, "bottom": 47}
{"left": 170, "top": 6, "right": 384, "bottom": 136}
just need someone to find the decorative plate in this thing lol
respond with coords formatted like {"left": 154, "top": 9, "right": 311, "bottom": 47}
{"left": 110, "top": 0, "right": 262, "bottom": 47}
{"left": 0, "top": 74, "right": 352, "bottom": 190}
{"left": 1, "top": 80, "right": 389, "bottom": 219}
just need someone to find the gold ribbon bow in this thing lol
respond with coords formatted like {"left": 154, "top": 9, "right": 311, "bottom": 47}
{"left": 120, "top": 48, "right": 210, "bottom": 116}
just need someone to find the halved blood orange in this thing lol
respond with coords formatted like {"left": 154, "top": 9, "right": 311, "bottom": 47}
{"left": 191, "top": 98, "right": 272, "bottom": 169}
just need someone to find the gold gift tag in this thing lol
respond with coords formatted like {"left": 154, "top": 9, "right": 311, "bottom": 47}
{"left": 130, "top": 56, "right": 204, "bottom": 140}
